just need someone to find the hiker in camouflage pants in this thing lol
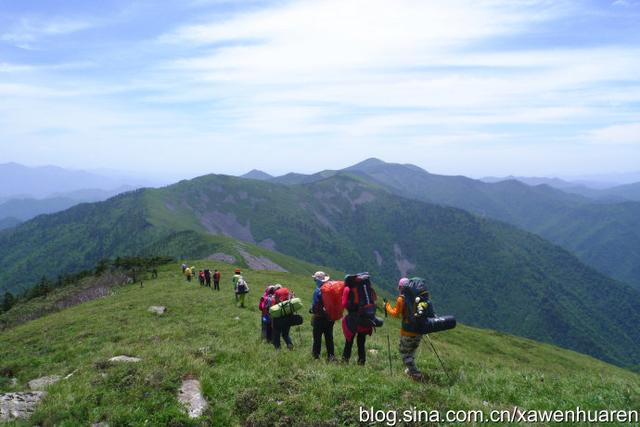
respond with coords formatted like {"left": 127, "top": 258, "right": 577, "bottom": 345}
{"left": 400, "top": 335, "right": 422, "bottom": 375}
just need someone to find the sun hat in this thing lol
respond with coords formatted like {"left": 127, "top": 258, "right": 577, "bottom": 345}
{"left": 312, "top": 271, "right": 330, "bottom": 282}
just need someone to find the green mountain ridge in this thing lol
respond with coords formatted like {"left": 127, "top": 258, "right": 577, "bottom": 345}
{"left": 1, "top": 173, "right": 639, "bottom": 367}
{"left": 268, "top": 159, "right": 640, "bottom": 288}
{"left": 1, "top": 261, "right": 638, "bottom": 425}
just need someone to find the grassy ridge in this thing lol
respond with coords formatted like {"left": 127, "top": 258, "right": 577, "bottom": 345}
{"left": 1, "top": 262, "right": 638, "bottom": 426}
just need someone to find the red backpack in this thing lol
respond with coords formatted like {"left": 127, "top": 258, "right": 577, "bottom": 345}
{"left": 275, "top": 287, "right": 290, "bottom": 303}
{"left": 320, "top": 281, "right": 346, "bottom": 321}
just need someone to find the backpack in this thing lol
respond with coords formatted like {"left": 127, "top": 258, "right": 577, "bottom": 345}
{"left": 344, "top": 273, "right": 383, "bottom": 328}
{"left": 236, "top": 278, "right": 249, "bottom": 294}
{"left": 401, "top": 277, "right": 456, "bottom": 334}
{"left": 320, "top": 281, "right": 345, "bottom": 321}
{"left": 260, "top": 294, "right": 274, "bottom": 314}
{"left": 274, "top": 287, "right": 290, "bottom": 303}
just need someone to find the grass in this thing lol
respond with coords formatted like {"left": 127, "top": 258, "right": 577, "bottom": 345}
{"left": 1, "top": 261, "right": 638, "bottom": 426}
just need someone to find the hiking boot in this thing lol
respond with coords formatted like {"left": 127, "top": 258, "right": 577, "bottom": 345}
{"left": 327, "top": 355, "right": 336, "bottom": 363}
{"left": 357, "top": 359, "right": 366, "bottom": 366}
{"left": 404, "top": 368, "right": 424, "bottom": 382}
{"left": 287, "top": 344, "right": 294, "bottom": 351}
{"left": 312, "top": 354, "right": 320, "bottom": 360}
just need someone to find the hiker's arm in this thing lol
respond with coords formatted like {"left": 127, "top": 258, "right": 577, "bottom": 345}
{"left": 311, "top": 287, "right": 320, "bottom": 308}
{"left": 385, "top": 296, "right": 404, "bottom": 318}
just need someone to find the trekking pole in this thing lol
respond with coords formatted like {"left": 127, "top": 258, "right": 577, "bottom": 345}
{"left": 383, "top": 301, "right": 392, "bottom": 375}
{"left": 425, "top": 334, "right": 452, "bottom": 385}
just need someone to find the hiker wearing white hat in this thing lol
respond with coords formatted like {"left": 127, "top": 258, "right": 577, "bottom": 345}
{"left": 310, "top": 271, "right": 335, "bottom": 361}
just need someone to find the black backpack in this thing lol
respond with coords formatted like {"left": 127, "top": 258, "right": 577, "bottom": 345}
{"left": 345, "top": 273, "right": 383, "bottom": 328}
{"left": 402, "top": 277, "right": 456, "bottom": 334}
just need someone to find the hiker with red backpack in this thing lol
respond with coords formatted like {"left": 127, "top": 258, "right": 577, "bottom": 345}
{"left": 271, "top": 285, "right": 296, "bottom": 350}
{"left": 198, "top": 270, "right": 205, "bottom": 286}
{"left": 310, "top": 271, "right": 336, "bottom": 361}
{"left": 259, "top": 285, "right": 276, "bottom": 342}
{"left": 341, "top": 273, "right": 383, "bottom": 365}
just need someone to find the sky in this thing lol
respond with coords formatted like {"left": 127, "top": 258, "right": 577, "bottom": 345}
{"left": 0, "top": 0, "right": 639, "bottom": 181}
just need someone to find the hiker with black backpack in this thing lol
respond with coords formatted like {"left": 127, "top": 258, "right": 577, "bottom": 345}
{"left": 232, "top": 269, "right": 242, "bottom": 301}
{"left": 310, "top": 271, "right": 335, "bottom": 361}
{"left": 341, "top": 273, "right": 383, "bottom": 365}
{"left": 204, "top": 269, "right": 211, "bottom": 288}
{"left": 236, "top": 275, "right": 249, "bottom": 308}
{"left": 385, "top": 277, "right": 455, "bottom": 382}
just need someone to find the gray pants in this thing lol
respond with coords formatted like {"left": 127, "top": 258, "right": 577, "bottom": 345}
{"left": 400, "top": 335, "right": 422, "bottom": 374}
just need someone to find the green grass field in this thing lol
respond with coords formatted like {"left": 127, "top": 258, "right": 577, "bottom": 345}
{"left": 1, "top": 262, "right": 638, "bottom": 426}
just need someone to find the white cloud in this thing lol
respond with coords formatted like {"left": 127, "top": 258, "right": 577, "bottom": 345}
{"left": 588, "top": 123, "right": 640, "bottom": 145}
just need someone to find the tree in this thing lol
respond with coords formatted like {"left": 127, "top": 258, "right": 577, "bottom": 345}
{"left": 2, "top": 292, "right": 15, "bottom": 312}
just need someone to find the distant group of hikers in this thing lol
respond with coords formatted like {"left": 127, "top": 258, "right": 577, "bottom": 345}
{"left": 181, "top": 264, "right": 221, "bottom": 290}
{"left": 178, "top": 263, "right": 455, "bottom": 382}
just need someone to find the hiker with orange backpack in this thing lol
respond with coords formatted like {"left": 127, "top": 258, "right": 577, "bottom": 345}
{"left": 310, "top": 271, "right": 336, "bottom": 361}
{"left": 341, "top": 273, "right": 383, "bottom": 365}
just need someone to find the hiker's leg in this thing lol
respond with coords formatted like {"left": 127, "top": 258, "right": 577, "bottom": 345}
{"left": 272, "top": 319, "right": 282, "bottom": 349}
{"left": 342, "top": 337, "right": 354, "bottom": 361}
{"left": 283, "top": 324, "right": 293, "bottom": 348}
{"left": 399, "top": 335, "right": 422, "bottom": 374}
{"left": 357, "top": 333, "right": 367, "bottom": 365}
{"left": 266, "top": 320, "right": 273, "bottom": 341}
{"left": 239, "top": 293, "right": 245, "bottom": 307}
{"left": 325, "top": 319, "right": 335, "bottom": 359}
{"left": 312, "top": 318, "right": 322, "bottom": 358}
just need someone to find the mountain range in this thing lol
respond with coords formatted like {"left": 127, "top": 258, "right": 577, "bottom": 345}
{"left": 243, "top": 159, "right": 640, "bottom": 289}
{"left": 1, "top": 169, "right": 639, "bottom": 367}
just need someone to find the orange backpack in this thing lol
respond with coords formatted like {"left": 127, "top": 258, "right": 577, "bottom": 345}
{"left": 320, "top": 280, "right": 346, "bottom": 321}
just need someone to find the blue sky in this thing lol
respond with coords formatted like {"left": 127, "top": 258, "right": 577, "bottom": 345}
{"left": 1, "top": 0, "right": 639, "bottom": 180}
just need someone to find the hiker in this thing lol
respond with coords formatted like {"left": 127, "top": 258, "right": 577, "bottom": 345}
{"left": 181, "top": 263, "right": 187, "bottom": 273}
{"left": 272, "top": 285, "right": 295, "bottom": 350}
{"left": 310, "top": 271, "right": 335, "bottom": 361}
{"left": 151, "top": 268, "right": 158, "bottom": 279}
{"left": 213, "top": 269, "right": 221, "bottom": 291}
{"left": 232, "top": 269, "right": 242, "bottom": 301}
{"left": 236, "top": 275, "right": 250, "bottom": 308}
{"left": 259, "top": 285, "right": 276, "bottom": 342}
{"left": 384, "top": 278, "right": 435, "bottom": 381}
{"left": 184, "top": 266, "right": 192, "bottom": 282}
{"left": 341, "top": 273, "right": 380, "bottom": 365}
{"left": 204, "top": 268, "right": 211, "bottom": 287}
{"left": 198, "top": 270, "right": 205, "bottom": 286}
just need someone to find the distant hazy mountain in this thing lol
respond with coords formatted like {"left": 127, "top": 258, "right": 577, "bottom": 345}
{"left": 482, "top": 175, "right": 640, "bottom": 202}
{"left": 240, "top": 169, "right": 273, "bottom": 181}
{"left": 0, "top": 163, "right": 146, "bottom": 198}
{"left": 0, "top": 187, "right": 135, "bottom": 223}
{"left": 0, "top": 216, "right": 21, "bottom": 231}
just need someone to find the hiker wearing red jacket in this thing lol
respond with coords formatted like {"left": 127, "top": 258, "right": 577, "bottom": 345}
{"left": 341, "top": 273, "right": 377, "bottom": 365}
{"left": 213, "top": 270, "right": 221, "bottom": 291}
{"left": 259, "top": 285, "right": 276, "bottom": 341}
